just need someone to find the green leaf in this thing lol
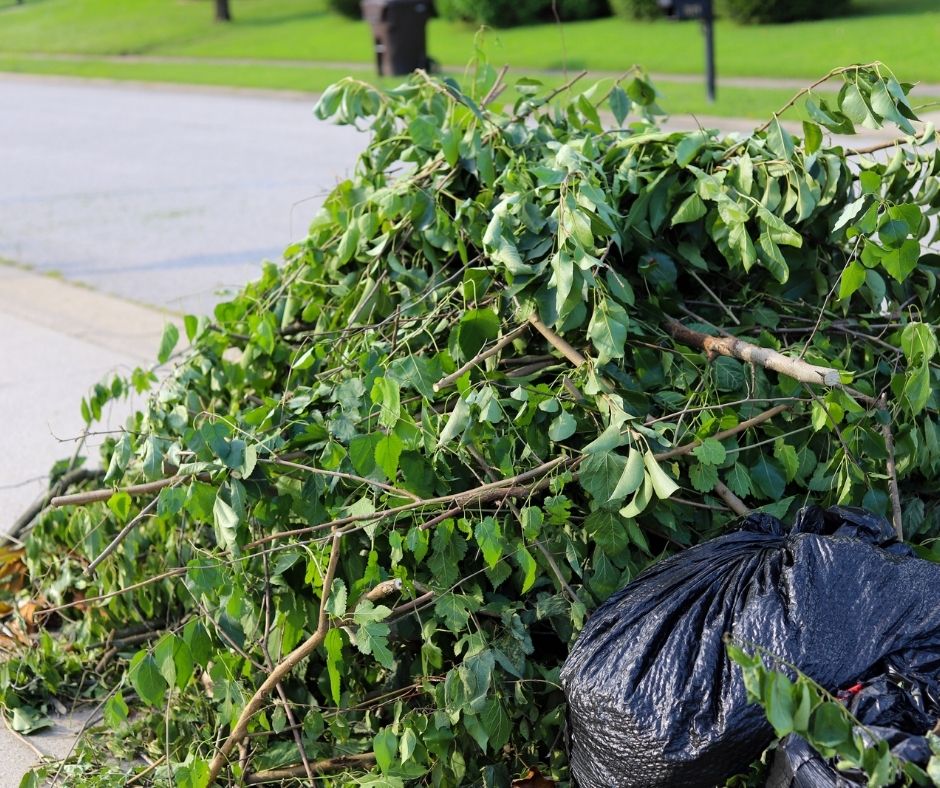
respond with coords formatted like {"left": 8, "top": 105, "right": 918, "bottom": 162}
{"left": 104, "top": 433, "right": 132, "bottom": 483}
{"left": 213, "top": 493, "right": 241, "bottom": 552}
{"left": 773, "top": 439, "right": 799, "bottom": 483}
{"left": 802, "top": 121, "right": 822, "bottom": 155}
{"left": 373, "top": 727, "right": 398, "bottom": 772}
{"left": 157, "top": 322, "right": 180, "bottom": 364}
{"left": 11, "top": 706, "right": 51, "bottom": 734}
{"left": 751, "top": 457, "right": 786, "bottom": 500}
{"left": 880, "top": 239, "right": 919, "bottom": 283}
{"left": 675, "top": 131, "right": 707, "bottom": 168}
{"left": 644, "top": 451, "right": 679, "bottom": 499}
{"left": 792, "top": 681, "right": 812, "bottom": 732}
{"left": 375, "top": 432, "right": 403, "bottom": 480}
{"left": 437, "top": 397, "right": 470, "bottom": 448}
{"left": 588, "top": 300, "right": 629, "bottom": 363}
{"left": 353, "top": 601, "right": 394, "bottom": 669}
{"left": 904, "top": 361, "right": 931, "bottom": 415}
{"left": 838, "top": 260, "right": 866, "bottom": 300}
{"left": 901, "top": 323, "right": 938, "bottom": 363}
{"left": 580, "top": 450, "right": 628, "bottom": 502}
{"left": 324, "top": 628, "right": 344, "bottom": 704}
{"left": 811, "top": 701, "right": 852, "bottom": 747}
{"left": 107, "top": 491, "right": 132, "bottom": 523}
{"left": 371, "top": 377, "right": 401, "bottom": 429}
{"left": 610, "top": 448, "right": 644, "bottom": 501}
{"left": 515, "top": 545, "right": 538, "bottom": 593}
{"left": 474, "top": 517, "right": 504, "bottom": 568}
{"left": 129, "top": 651, "right": 167, "bottom": 707}
{"left": 103, "top": 693, "right": 129, "bottom": 728}
{"left": 400, "top": 727, "right": 418, "bottom": 764}
{"left": 480, "top": 697, "right": 511, "bottom": 751}
{"left": 586, "top": 509, "right": 628, "bottom": 556}
{"left": 548, "top": 410, "right": 577, "bottom": 442}
{"left": 692, "top": 437, "right": 726, "bottom": 465}
{"left": 609, "top": 86, "right": 630, "bottom": 126}
{"left": 725, "top": 463, "right": 753, "bottom": 499}
{"left": 349, "top": 433, "right": 380, "bottom": 476}
{"left": 671, "top": 193, "right": 707, "bottom": 226}
{"left": 689, "top": 462, "right": 718, "bottom": 493}
{"left": 765, "top": 672, "right": 795, "bottom": 736}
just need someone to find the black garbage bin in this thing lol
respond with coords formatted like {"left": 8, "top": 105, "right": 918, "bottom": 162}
{"left": 361, "top": 0, "right": 431, "bottom": 77}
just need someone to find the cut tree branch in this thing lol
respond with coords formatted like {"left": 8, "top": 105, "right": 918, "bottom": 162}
{"left": 880, "top": 395, "right": 904, "bottom": 540}
{"left": 246, "top": 457, "right": 571, "bottom": 549}
{"left": 262, "top": 457, "right": 420, "bottom": 502}
{"left": 712, "top": 481, "right": 750, "bottom": 517}
{"left": 51, "top": 474, "right": 208, "bottom": 508}
{"left": 244, "top": 753, "right": 377, "bottom": 785}
{"left": 527, "top": 314, "right": 587, "bottom": 368}
{"left": 664, "top": 317, "right": 843, "bottom": 386}
{"left": 8, "top": 467, "right": 104, "bottom": 540}
{"left": 654, "top": 404, "right": 790, "bottom": 461}
{"left": 207, "top": 531, "right": 343, "bottom": 784}
{"left": 433, "top": 323, "right": 530, "bottom": 391}
{"left": 85, "top": 489, "right": 171, "bottom": 575}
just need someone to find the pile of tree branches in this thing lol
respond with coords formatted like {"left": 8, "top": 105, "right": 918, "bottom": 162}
{"left": 2, "top": 58, "right": 940, "bottom": 787}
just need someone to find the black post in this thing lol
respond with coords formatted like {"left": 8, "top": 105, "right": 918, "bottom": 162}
{"left": 702, "top": 0, "right": 716, "bottom": 102}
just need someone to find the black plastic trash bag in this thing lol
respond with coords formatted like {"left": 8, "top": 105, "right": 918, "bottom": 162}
{"left": 561, "top": 506, "right": 940, "bottom": 788}
{"left": 767, "top": 672, "right": 939, "bottom": 787}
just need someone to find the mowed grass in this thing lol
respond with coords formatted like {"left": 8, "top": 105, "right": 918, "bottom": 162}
{"left": 1, "top": 0, "right": 939, "bottom": 82}
{"left": 0, "top": 53, "right": 848, "bottom": 120}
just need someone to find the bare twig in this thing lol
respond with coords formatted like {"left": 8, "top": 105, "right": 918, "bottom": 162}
{"left": 207, "top": 531, "right": 343, "bottom": 784}
{"left": 38, "top": 567, "right": 187, "bottom": 617}
{"left": 388, "top": 590, "right": 435, "bottom": 619}
{"left": 433, "top": 323, "right": 530, "bottom": 391}
{"left": 654, "top": 404, "right": 790, "bottom": 461}
{"left": 664, "top": 317, "right": 843, "bottom": 386}
{"left": 687, "top": 271, "right": 739, "bottom": 326}
{"left": 51, "top": 474, "right": 206, "bottom": 508}
{"left": 260, "top": 553, "right": 314, "bottom": 784}
{"left": 480, "top": 65, "right": 509, "bottom": 106}
{"left": 246, "top": 457, "right": 570, "bottom": 549}
{"left": 418, "top": 506, "right": 462, "bottom": 531}
{"left": 527, "top": 314, "right": 586, "bottom": 367}
{"left": 244, "top": 753, "right": 377, "bottom": 785}
{"left": 467, "top": 446, "right": 577, "bottom": 602}
{"left": 847, "top": 138, "right": 907, "bottom": 156}
{"left": 263, "top": 457, "right": 420, "bottom": 502}
{"left": 7, "top": 467, "right": 104, "bottom": 540}
{"left": 880, "top": 395, "right": 903, "bottom": 540}
{"left": 85, "top": 487, "right": 174, "bottom": 575}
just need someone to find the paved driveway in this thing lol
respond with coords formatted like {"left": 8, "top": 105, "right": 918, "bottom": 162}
{"left": 0, "top": 76, "right": 364, "bottom": 314}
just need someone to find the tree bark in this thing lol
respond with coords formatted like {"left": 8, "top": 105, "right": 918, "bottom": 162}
{"left": 215, "top": 0, "right": 232, "bottom": 22}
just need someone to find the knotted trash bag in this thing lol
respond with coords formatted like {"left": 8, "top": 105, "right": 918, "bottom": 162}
{"left": 561, "top": 505, "right": 940, "bottom": 788}
{"left": 767, "top": 671, "right": 939, "bottom": 787}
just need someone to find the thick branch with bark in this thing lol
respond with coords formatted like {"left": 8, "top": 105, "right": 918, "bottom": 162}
{"left": 664, "top": 317, "right": 843, "bottom": 386}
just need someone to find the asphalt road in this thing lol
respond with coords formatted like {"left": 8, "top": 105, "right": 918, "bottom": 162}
{"left": 0, "top": 76, "right": 365, "bottom": 315}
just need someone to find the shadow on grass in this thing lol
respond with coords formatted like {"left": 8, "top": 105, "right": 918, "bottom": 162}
{"left": 0, "top": 0, "right": 50, "bottom": 12}
{"left": 233, "top": 9, "right": 331, "bottom": 27}
{"left": 847, "top": 0, "right": 938, "bottom": 17}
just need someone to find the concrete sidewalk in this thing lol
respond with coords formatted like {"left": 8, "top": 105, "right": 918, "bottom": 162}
{"left": 0, "top": 264, "right": 176, "bottom": 535}
{"left": 0, "top": 266, "right": 172, "bottom": 784}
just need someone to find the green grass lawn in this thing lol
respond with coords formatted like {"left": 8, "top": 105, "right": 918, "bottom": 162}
{"left": 0, "top": 52, "right": 838, "bottom": 119}
{"left": 1, "top": 0, "right": 938, "bottom": 117}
